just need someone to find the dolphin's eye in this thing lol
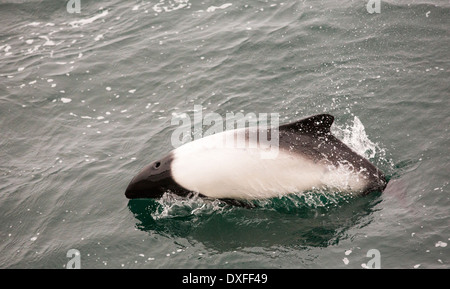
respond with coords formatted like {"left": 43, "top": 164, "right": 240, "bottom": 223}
{"left": 154, "top": 161, "right": 161, "bottom": 169}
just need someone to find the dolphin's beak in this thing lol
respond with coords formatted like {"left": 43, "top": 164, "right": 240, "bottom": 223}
{"left": 125, "top": 164, "right": 157, "bottom": 199}
{"left": 125, "top": 154, "right": 181, "bottom": 199}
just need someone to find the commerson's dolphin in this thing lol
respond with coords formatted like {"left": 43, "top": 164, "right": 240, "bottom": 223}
{"left": 125, "top": 114, "right": 387, "bottom": 202}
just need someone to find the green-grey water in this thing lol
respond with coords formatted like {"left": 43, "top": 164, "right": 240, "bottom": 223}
{"left": 0, "top": 0, "right": 449, "bottom": 269}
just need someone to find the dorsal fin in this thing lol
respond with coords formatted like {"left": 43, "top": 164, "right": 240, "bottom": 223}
{"left": 279, "top": 114, "right": 334, "bottom": 135}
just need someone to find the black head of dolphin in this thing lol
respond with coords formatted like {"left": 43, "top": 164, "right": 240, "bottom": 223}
{"left": 125, "top": 153, "right": 189, "bottom": 199}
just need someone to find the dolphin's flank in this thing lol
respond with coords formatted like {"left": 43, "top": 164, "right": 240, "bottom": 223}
{"left": 125, "top": 114, "right": 387, "bottom": 201}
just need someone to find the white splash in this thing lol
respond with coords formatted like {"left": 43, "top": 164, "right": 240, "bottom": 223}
{"left": 39, "top": 36, "right": 55, "bottom": 46}
{"left": 206, "top": 3, "right": 232, "bottom": 12}
{"left": 94, "top": 34, "right": 104, "bottom": 41}
{"left": 69, "top": 10, "right": 109, "bottom": 27}
{"left": 331, "top": 116, "right": 380, "bottom": 160}
{"left": 25, "top": 45, "right": 41, "bottom": 55}
{"left": 151, "top": 192, "right": 224, "bottom": 220}
{"left": 152, "top": 0, "right": 191, "bottom": 13}
{"left": 435, "top": 241, "right": 447, "bottom": 248}
{"left": 1, "top": 44, "right": 12, "bottom": 56}
{"left": 26, "top": 22, "right": 41, "bottom": 27}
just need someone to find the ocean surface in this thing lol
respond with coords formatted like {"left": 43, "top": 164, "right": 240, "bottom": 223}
{"left": 0, "top": 0, "right": 449, "bottom": 269}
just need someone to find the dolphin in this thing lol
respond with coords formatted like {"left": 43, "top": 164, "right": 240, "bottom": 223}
{"left": 125, "top": 114, "right": 387, "bottom": 202}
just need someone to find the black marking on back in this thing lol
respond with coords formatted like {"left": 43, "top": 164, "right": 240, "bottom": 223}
{"left": 279, "top": 114, "right": 334, "bottom": 136}
{"left": 278, "top": 114, "right": 387, "bottom": 194}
